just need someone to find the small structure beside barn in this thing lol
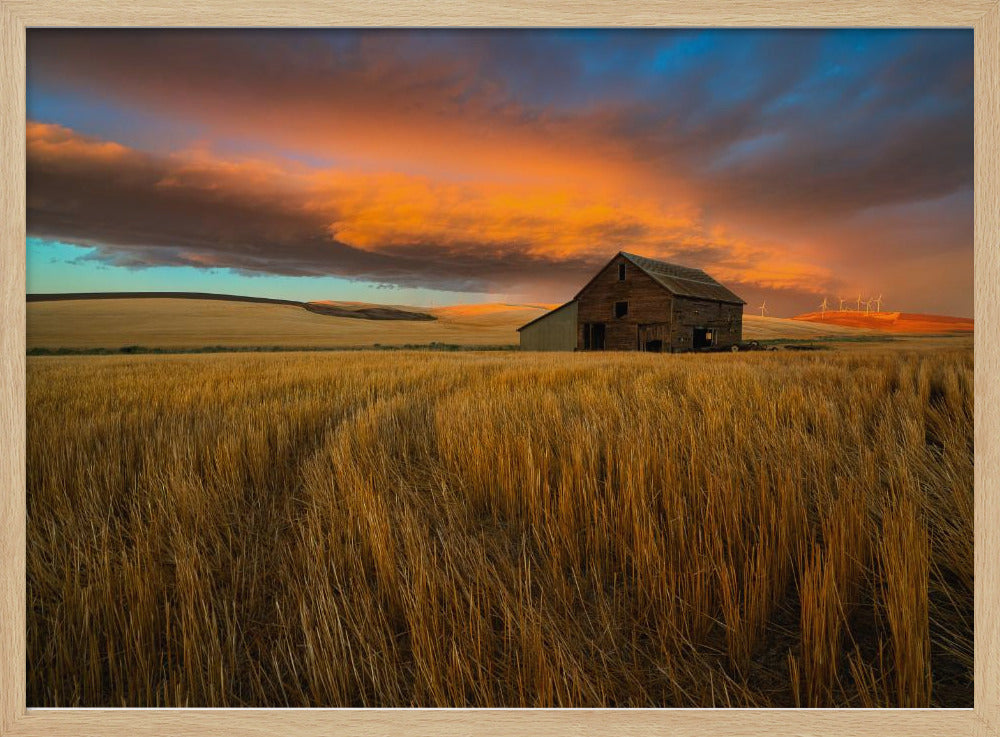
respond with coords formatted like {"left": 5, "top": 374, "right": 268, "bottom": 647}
{"left": 518, "top": 251, "right": 745, "bottom": 352}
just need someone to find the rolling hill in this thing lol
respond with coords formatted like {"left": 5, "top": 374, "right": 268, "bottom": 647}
{"left": 26, "top": 293, "right": 965, "bottom": 352}
{"left": 29, "top": 291, "right": 436, "bottom": 321}
{"left": 793, "top": 310, "right": 973, "bottom": 334}
{"left": 26, "top": 296, "right": 549, "bottom": 350}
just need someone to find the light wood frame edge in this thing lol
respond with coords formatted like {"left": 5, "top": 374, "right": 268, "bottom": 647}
{"left": 1, "top": 2, "right": 997, "bottom": 735}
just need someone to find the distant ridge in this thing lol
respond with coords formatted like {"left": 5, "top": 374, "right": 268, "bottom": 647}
{"left": 27, "top": 291, "right": 437, "bottom": 321}
{"left": 28, "top": 291, "right": 301, "bottom": 306}
{"left": 793, "top": 310, "right": 972, "bottom": 334}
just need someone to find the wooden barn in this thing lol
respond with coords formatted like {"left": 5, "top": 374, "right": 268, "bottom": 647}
{"left": 518, "top": 252, "right": 745, "bottom": 352}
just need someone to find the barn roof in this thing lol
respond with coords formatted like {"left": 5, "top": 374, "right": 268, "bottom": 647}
{"left": 618, "top": 252, "right": 746, "bottom": 305}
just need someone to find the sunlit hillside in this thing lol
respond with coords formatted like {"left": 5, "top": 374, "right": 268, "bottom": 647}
{"left": 24, "top": 295, "right": 901, "bottom": 351}
{"left": 429, "top": 302, "right": 559, "bottom": 327}
{"left": 25, "top": 298, "right": 544, "bottom": 350}
{"left": 741, "top": 315, "right": 873, "bottom": 340}
{"left": 794, "top": 311, "right": 974, "bottom": 334}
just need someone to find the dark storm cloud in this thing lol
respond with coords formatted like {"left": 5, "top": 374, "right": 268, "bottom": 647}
{"left": 27, "top": 30, "right": 973, "bottom": 224}
{"left": 25, "top": 29, "right": 974, "bottom": 312}
{"left": 26, "top": 123, "right": 609, "bottom": 294}
{"left": 602, "top": 30, "right": 973, "bottom": 218}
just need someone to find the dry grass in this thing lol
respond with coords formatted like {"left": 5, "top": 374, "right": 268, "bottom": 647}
{"left": 25, "top": 297, "right": 880, "bottom": 351}
{"left": 25, "top": 298, "right": 549, "bottom": 349}
{"left": 25, "top": 347, "right": 973, "bottom": 707}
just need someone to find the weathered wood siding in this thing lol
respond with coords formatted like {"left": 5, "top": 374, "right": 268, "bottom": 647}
{"left": 669, "top": 297, "right": 743, "bottom": 351}
{"left": 574, "top": 254, "right": 743, "bottom": 352}
{"left": 519, "top": 301, "right": 578, "bottom": 351}
{"left": 575, "top": 254, "right": 672, "bottom": 351}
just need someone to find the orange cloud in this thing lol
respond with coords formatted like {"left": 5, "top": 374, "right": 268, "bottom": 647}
{"left": 27, "top": 122, "right": 131, "bottom": 163}
{"left": 24, "top": 30, "right": 973, "bottom": 315}
{"left": 27, "top": 121, "right": 838, "bottom": 301}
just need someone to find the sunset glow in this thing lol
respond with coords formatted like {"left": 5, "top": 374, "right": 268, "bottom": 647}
{"left": 26, "top": 29, "right": 973, "bottom": 316}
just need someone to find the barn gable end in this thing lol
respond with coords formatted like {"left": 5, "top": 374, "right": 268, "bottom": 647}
{"left": 575, "top": 253, "right": 673, "bottom": 351}
{"left": 517, "top": 300, "right": 578, "bottom": 351}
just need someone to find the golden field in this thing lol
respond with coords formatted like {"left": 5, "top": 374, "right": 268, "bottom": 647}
{"left": 26, "top": 347, "right": 973, "bottom": 707}
{"left": 26, "top": 298, "right": 540, "bottom": 349}
{"left": 25, "top": 297, "right": 880, "bottom": 350}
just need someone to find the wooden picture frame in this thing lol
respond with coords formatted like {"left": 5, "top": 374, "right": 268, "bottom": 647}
{"left": 1, "top": 2, "right": 997, "bottom": 734}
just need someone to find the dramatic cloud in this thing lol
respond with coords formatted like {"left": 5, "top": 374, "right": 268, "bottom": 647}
{"left": 25, "top": 29, "right": 973, "bottom": 314}
{"left": 27, "top": 122, "right": 836, "bottom": 297}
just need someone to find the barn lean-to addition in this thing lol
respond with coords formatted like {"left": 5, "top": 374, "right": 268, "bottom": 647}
{"left": 518, "top": 251, "right": 745, "bottom": 352}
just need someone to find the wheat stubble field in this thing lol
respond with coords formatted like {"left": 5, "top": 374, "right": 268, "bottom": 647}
{"left": 26, "top": 346, "right": 973, "bottom": 708}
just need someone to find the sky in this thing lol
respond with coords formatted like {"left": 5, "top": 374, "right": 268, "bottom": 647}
{"left": 26, "top": 29, "right": 973, "bottom": 317}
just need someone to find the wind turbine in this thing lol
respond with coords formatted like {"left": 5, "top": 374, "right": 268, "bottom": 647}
{"left": 819, "top": 297, "right": 829, "bottom": 316}
{"left": 864, "top": 297, "right": 873, "bottom": 316}
{"left": 759, "top": 299, "right": 768, "bottom": 317}
{"left": 856, "top": 294, "right": 863, "bottom": 312}
{"left": 838, "top": 297, "right": 845, "bottom": 311}
{"left": 874, "top": 294, "right": 883, "bottom": 313}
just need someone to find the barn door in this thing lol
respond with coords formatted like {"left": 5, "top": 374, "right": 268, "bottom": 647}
{"left": 639, "top": 323, "right": 665, "bottom": 353}
{"left": 583, "top": 323, "right": 605, "bottom": 350}
{"left": 591, "top": 323, "right": 605, "bottom": 350}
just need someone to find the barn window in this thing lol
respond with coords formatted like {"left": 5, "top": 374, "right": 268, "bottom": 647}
{"left": 615, "top": 301, "right": 628, "bottom": 318}
{"left": 618, "top": 263, "right": 626, "bottom": 280}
